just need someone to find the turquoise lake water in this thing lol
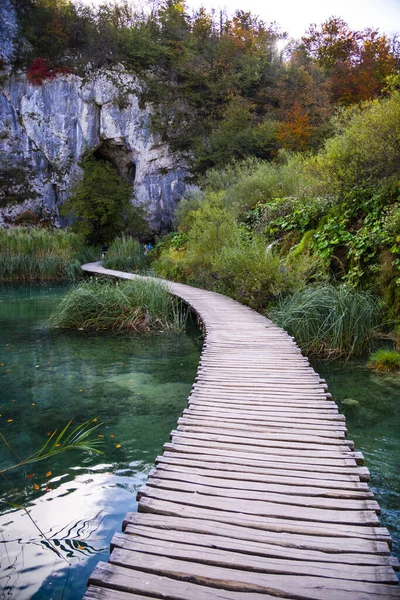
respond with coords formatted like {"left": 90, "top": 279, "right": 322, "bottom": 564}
{"left": 0, "top": 283, "right": 201, "bottom": 599}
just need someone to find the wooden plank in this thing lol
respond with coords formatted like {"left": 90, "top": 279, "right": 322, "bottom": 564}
{"left": 138, "top": 486, "right": 381, "bottom": 526}
{"left": 142, "top": 477, "right": 381, "bottom": 514}
{"left": 111, "top": 533, "right": 398, "bottom": 583}
{"left": 176, "top": 423, "right": 353, "bottom": 447}
{"left": 150, "top": 465, "right": 374, "bottom": 498}
{"left": 155, "top": 455, "right": 368, "bottom": 486}
{"left": 183, "top": 407, "right": 346, "bottom": 424}
{"left": 138, "top": 497, "right": 391, "bottom": 542}
{"left": 84, "top": 586, "right": 161, "bottom": 600}
{"left": 178, "top": 415, "right": 348, "bottom": 436}
{"left": 170, "top": 430, "right": 356, "bottom": 456}
{"left": 109, "top": 549, "right": 400, "bottom": 599}
{"left": 163, "top": 442, "right": 363, "bottom": 469}
{"left": 123, "top": 513, "right": 392, "bottom": 554}
{"left": 122, "top": 524, "right": 397, "bottom": 566}
{"left": 161, "top": 449, "right": 371, "bottom": 480}
{"left": 88, "top": 563, "right": 281, "bottom": 600}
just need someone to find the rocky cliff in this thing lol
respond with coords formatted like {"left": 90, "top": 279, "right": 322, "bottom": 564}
{"left": 0, "top": 65, "right": 189, "bottom": 231}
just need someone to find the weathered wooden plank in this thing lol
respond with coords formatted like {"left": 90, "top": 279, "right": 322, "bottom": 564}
{"left": 84, "top": 586, "right": 161, "bottom": 600}
{"left": 109, "top": 549, "right": 400, "bottom": 599}
{"left": 164, "top": 441, "right": 363, "bottom": 469}
{"left": 178, "top": 415, "right": 348, "bottom": 436}
{"left": 88, "top": 563, "right": 281, "bottom": 600}
{"left": 122, "top": 524, "right": 397, "bottom": 566}
{"left": 184, "top": 407, "right": 346, "bottom": 424}
{"left": 176, "top": 423, "right": 353, "bottom": 447}
{"left": 138, "top": 486, "right": 381, "bottom": 525}
{"left": 123, "top": 513, "right": 392, "bottom": 553}
{"left": 142, "top": 477, "right": 381, "bottom": 514}
{"left": 150, "top": 465, "right": 374, "bottom": 498}
{"left": 170, "top": 430, "right": 356, "bottom": 456}
{"left": 161, "top": 449, "right": 371, "bottom": 480}
{"left": 138, "top": 497, "right": 391, "bottom": 542}
{"left": 155, "top": 455, "right": 368, "bottom": 486}
{"left": 111, "top": 533, "right": 398, "bottom": 583}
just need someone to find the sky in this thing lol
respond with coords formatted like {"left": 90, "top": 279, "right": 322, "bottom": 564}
{"left": 82, "top": 0, "right": 400, "bottom": 39}
{"left": 189, "top": 0, "right": 400, "bottom": 39}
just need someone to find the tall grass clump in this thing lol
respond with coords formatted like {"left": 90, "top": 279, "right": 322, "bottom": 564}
{"left": 102, "top": 236, "right": 146, "bottom": 272}
{"left": 0, "top": 227, "right": 87, "bottom": 281}
{"left": 47, "top": 278, "right": 187, "bottom": 332}
{"left": 269, "top": 285, "right": 384, "bottom": 358}
{"left": 368, "top": 349, "right": 400, "bottom": 372}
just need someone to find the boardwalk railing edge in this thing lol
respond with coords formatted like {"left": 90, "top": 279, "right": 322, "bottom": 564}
{"left": 81, "top": 262, "right": 399, "bottom": 600}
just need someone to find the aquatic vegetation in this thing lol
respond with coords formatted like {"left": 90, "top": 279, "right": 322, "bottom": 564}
{"left": 269, "top": 285, "right": 384, "bottom": 358}
{"left": 368, "top": 349, "right": 400, "bottom": 372}
{"left": 0, "top": 227, "right": 94, "bottom": 281}
{"left": 102, "top": 236, "right": 146, "bottom": 272}
{"left": 47, "top": 278, "right": 187, "bottom": 332}
{"left": 0, "top": 419, "right": 103, "bottom": 475}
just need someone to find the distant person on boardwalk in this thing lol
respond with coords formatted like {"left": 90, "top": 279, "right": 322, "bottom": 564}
{"left": 101, "top": 242, "right": 109, "bottom": 259}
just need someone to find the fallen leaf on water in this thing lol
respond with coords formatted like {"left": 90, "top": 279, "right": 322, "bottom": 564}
{"left": 55, "top": 444, "right": 61, "bottom": 447}
{"left": 115, "top": 444, "right": 121, "bottom": 448}
{"left": 98, "top": 434, "right": 104, "bottom": 438}
{"left": 110, "top": 434, "right": 115, "bottom": 438}
{"left": 46, "top": 471, "right": 52, "bottom": 477}
{"left": 46, "top": 432, "right": 52, "bottom": 436}
{"left": 92, "top": 417, "right": 98, "bottom": 422}
{"left": 77, "top": 545, "right": 86, "bottom": 550}
{"left": 33, "top": 484, "right": 40, "bottom": 490}
{"left": 7, "top": 419, "right": 13, "bottom": 423}
{"left": 26, "top": 474, "right": 34, "bottom": 479}
{"left": 32, "top": 403, "right": 35, "bottom": 406}
{"left": 79, "top": 389, "right": 83, "bottom": 393}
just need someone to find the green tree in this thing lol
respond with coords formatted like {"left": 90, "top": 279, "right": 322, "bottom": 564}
{"left": 61, "top": 154, "right": 147, "bottom": 244}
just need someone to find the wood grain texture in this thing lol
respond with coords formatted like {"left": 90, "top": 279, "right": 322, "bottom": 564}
{"left": 81, "top": 262, "right": 399, "bottom": 600}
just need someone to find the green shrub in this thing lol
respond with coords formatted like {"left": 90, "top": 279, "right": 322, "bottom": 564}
{"left": 269, "top": 285, "right": 384, "bottom": 358}
{"left": 102, "top": 236, "right": 146, "bottom": 272}
{"left": 47, "top": 278, "right": 187, "bottom": 332}
{"left": 214, "top": 239, "right": 294, "bottom": 310}
{"left": 317, "top": 93, "right": 400, "bottom": 193}
{"left": 368, "top": 349, "right": 400, "bottom": 372}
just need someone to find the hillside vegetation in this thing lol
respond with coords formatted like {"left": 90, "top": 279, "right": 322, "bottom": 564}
{"left": 7, "top": 1, "right": 400, "bottom": 353}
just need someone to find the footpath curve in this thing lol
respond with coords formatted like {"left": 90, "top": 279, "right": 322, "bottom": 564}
{"left": 81, "top": 262, "right": 400, "bottom": 600}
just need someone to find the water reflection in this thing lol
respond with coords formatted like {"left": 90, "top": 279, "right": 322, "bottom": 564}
{"left": 0, "top": 283, "right": 201, "bottom": 599}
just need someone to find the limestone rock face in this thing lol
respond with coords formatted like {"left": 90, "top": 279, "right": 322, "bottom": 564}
{"left": 0, "top": 68, "right": 189, "bottom": 231}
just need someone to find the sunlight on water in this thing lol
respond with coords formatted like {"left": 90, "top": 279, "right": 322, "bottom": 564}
{"left": 0, "top": 283, "right": 201, "bottom": 599}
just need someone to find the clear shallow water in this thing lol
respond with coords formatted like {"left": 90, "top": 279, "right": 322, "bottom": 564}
{"left": 0, "top": 283, "right": 201, "bottom": 599}
{"left": 311, "top": 354, "right": 400, "bottom": 569}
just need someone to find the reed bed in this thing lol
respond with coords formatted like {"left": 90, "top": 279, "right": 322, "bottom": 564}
{"left": 47, "top": 278, "right": 187, "bottom": 332}
{"left": 102, "top": 237, "right": 146, "bottom": 272}
{"left": 0, "top": 227, "right": 91, "bottom": 280}
{"left": 269, "top": 285, "right": 384, "bottom": 358}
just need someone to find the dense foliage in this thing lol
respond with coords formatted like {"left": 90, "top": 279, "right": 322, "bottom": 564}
{"left": 153, "top": 92, "right": 400, "bottom": 330}
{"left": 14, "top": 1, "right": 400, "bottom": 174}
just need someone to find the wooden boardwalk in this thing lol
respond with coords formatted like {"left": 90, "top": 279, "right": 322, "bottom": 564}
{"left": 81, "top": 262, "right": 400, "bottom": 600}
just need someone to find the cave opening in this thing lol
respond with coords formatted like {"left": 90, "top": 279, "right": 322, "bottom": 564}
{"left": 93, "top": 139, "right": 136, "bottom": 184}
